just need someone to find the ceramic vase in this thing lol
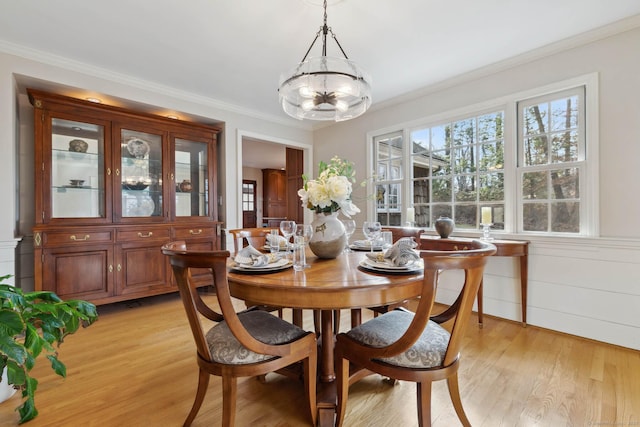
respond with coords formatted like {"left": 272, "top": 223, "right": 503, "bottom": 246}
{"left": 0, "top": 367, "right": 16, "bottom": 403}
{"left": 179, "top": 179, "right": 192, "bottom": 192}
{"left": 308, "top": 211, "right": 346, "bottom": 259}
{"left": 435, "top": 216, "right": 454, "bottom": 238}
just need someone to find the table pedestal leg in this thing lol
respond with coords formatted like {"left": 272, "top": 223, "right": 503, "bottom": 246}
{"left": 320, "top": 310, "right": 335, "bottom": 382}
{"left": 316, "top": 310, "right": 337, "bottom": 426}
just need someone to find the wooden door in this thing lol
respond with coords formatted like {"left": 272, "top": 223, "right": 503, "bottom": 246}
{"left": 286, "top": 147, "right": 304, "bottom": 223}
{"left": 242, "top": 180, "right": 257, "bottom": 228}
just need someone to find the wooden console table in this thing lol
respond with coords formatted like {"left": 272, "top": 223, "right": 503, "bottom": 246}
{"left": 421, "top": 235, "right": 530, "bottom": 327}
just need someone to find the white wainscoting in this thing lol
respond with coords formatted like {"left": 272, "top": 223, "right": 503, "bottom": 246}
{"left": 435, "top": 237, "right": 640, "bottom": 350}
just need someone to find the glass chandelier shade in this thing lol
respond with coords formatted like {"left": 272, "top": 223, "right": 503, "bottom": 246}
{"left": 278, "top": 1, "right": 372, "bottom": 122}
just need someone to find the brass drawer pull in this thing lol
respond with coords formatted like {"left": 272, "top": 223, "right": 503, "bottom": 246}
{"left": 189, "top": 229, "right": 203, "bottom": 235}
{"left": 70, "top": 234, "right": 90, "bottom": 241}
{"left": 137, "top": 232, "right": 153, "bottom": 238}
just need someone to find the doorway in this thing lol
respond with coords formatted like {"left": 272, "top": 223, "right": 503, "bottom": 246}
{"left": 242, "top": 180, "right": 257, "bottom": 228}
{"left": 239, "top": 133, "right": 312, "bottom": 228}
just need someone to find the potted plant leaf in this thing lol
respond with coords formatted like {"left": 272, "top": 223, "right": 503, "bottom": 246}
{"left": 0, "top": 275, "right": 98, "bottom": 424}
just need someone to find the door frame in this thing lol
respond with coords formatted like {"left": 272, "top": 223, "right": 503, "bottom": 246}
{"left": 235, "top": 130, "right": 313, "bottom": 229}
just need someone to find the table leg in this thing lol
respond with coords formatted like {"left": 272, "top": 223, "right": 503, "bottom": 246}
{"left": 520, "top": 254, "right": 528, "bottom": 327}
{"left": 477, "top": 279, "right": 484, "bottom": 329}
{"left": 292, "top": 308, "right": 303, "bottom": 328}
{"left": 317, "top": 310, "right": 338, "bottom": 426}
{"left": 320, "top": 310, "right": 335, "bottom": 382}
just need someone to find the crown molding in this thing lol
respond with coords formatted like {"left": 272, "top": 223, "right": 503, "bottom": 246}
{"left": 370, "top": 13, "right": 640, "bottom": 113}
{"left": 0, "top": 40, "right": 312, "bottom": 131}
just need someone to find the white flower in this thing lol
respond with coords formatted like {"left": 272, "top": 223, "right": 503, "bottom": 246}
{"left": 299, "top": 156, "right": 361, "bottom": 218}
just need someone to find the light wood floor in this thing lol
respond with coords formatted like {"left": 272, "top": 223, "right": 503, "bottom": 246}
{"left": 1, "top": 290, "right": 638, "bottom": 426}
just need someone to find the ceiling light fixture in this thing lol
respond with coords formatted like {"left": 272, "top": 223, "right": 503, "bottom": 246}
{"left": 278, "top": 0, "right": 371, "bottom": 122}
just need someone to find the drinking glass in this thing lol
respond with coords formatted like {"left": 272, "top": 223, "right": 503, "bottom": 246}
{"left": 362, "top": 221, "right": 381, "bottom": 253}
{"left": 279, "top": 221, "right": 297, "bottom": 254}
{"left": 293, "top": 235, "right": 306, "bottom": 271}
{"left": 342, "top": 219, "right": 356, "bottom": 252}
{"left": 295, "top": 224, "right": 313, "bottom": 268}
{"left": 268, "top": 229, "right": 281, "bottom": 254}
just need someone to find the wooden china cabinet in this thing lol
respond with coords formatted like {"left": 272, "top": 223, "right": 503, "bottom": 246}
{"left": 29, "top": 89, "right": 222, "bottom": 305}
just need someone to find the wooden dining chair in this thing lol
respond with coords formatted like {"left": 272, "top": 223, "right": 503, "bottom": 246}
{"left": 161, "top": 241, "right": 318, "bottom": 427}
{"left": 228, "top": 227, "right": 290, "bottom": 319}
{"left": 381, "top": 226, "right": 426, "bottom": 249}
{"left": 228, "top": 227, "right": 279, "bottom": 254}
{"left": 335, "top": 239, "right": 496, "bottom": 427}
{"left": 351, "top": 227, "right": 426, "bottom": 327}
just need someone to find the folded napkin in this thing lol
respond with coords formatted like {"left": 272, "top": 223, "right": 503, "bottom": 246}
{"left": 265, "top": 233, "right": 288, "bottom": 248}
{"left": 366, "top": 237, "right": 420, "bottom": 267}
{"left": 234, "top": 245, "right": 281, "bottom": 267}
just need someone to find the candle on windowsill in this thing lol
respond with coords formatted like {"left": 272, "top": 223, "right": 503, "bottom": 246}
{"left": 406, "top": 207, "right": 415, "bottom": 224}
{"left": 481, "top": 207, "right": 492, "bottom": 225}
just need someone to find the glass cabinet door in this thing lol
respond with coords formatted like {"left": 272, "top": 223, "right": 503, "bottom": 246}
{"left": 174, "top": 138, "right": 209, "bottom": 217}
{"left": 120, "top": 129, "right": 163, "bottom": 218}
{"left": 50, "top": 118, "right": 105, "bottom": 218}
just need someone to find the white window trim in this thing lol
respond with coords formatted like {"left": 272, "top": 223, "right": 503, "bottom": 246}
{"left": 366, "top": 73, "right": 599, "bottom": 237}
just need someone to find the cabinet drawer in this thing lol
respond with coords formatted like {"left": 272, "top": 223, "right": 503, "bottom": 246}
{"left": 117, "top": 228, "right": 171, "bottom": 242}
{"left": 173, "top": 226, "right": 217, "bottom": 239}
{"left": 42, "top": 230, "right": 114, "bottom": 246}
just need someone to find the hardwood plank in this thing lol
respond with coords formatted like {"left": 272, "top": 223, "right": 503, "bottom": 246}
{"left": 1, "top": 293, "right": 638, "bottom": 426}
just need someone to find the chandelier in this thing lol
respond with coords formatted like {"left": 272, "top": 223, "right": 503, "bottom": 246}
{"left": 278, "top": 0, "right": 372, "bottom": 122}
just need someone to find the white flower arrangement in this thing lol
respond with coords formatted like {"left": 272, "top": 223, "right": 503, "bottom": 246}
{"left": 298, "top": 156, "right": 361, "bottom": 218}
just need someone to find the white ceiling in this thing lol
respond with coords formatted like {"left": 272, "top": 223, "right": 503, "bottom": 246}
{"left": 2, "top": 1, "right": 640, "bottom": 169}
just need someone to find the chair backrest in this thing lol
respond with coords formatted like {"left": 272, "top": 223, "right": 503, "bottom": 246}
{"left": 364, "top": 239, "right": 496, "bottom": 365}
{"left": 228, "top": 228, "right": 279, "bottom": 255}
{"left": 161, "top": 241, "right": 296, "bottom": 361}
{"left": 381, "top": 227, "right": 425, "bottom": 248}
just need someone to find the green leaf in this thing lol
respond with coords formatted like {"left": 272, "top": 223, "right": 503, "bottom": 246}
{"left": 17, "top": 377, "right": 39, "bottom": 424}
{"left": 0, "top": 335, "right": 28, "bottom": 365}
{"left": 23, "top": 323, "right": 44, "bottom": 359}
{"left": 47, "top": 354, "right": 66, "bottom": 378}
{"left": 0, "top": 309, "right": 25, "bottom": 335}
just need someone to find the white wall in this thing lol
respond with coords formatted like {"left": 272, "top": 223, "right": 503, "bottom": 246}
{"left": 314, "top": 24, "right": 640, "bottom": 350}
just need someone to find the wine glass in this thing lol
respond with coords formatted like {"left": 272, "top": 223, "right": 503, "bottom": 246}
{"left": 279, "top": 221, "right": 297, "bottom": 254}
{"left": 296, "top": 224, "right": 313, "bottom": 268}
{"left": 362, "top": 221, "right": 382, "bottom": 253}
{"left": 342, "top": 219, "right": 356, "bottom": 252}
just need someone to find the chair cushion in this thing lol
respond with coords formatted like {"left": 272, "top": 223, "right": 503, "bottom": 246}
{"left": 346, "top": 309, "right": 450, "bottom": 369}
{"left": 206, "top": 310, "right": 307, "bottom": 364}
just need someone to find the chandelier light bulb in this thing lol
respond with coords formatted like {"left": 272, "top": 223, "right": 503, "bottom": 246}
{"left": 278, "top": 0, "right": 372, "bottom": 121}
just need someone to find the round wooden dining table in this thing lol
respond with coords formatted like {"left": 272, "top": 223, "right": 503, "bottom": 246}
{"left": 227, "top": 249, "right": 424, "bottom": 426}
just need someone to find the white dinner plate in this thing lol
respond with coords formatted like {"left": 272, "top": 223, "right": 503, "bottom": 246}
{"left": 359, "top": 258, "right": 423, "bottom": 274}
{"left": 230, "top": 258, "right": 292, "bottom": 273}
{"left": 350, "top": 243, "right": 384, "bottom": 252}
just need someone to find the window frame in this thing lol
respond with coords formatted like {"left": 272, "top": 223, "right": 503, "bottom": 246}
{"left": 366, "top": 73, "right": 599, "bottom": 237}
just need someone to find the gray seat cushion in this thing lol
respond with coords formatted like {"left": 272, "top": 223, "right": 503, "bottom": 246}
{"left": 206, "top": 310, "right": 307, "bottom": 364}
{"left": 346, "top": 309, "right": 450, "bottom": 369}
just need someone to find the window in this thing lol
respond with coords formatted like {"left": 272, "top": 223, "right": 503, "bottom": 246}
{"left": 409, "top": 111, "right": 505, "bottom": 230}
{"left": 242, "top": 181, "right": 255, "bottom": 212}
{"left": 518, "top": 87, "right": 584, "bottom": 233}
{"left": 371, "top": 76, "right": 595, "bottom": 236}
{"left": 374, "top": 132, "right": 403, "bottom": 226}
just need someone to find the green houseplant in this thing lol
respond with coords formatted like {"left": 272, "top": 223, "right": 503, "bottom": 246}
{"left": 0, "top": 275, "right": 98, "bottom": 424}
